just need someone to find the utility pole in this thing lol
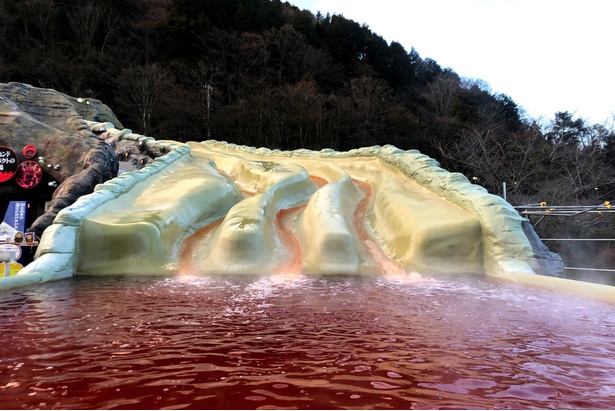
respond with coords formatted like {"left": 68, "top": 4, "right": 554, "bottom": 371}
{"left": 204, "top": 84, "right": 212, "bottom": 139}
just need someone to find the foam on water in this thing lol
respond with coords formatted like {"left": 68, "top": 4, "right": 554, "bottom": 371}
{"left": 0, "top": 275, "right": 614, "bottom": 409}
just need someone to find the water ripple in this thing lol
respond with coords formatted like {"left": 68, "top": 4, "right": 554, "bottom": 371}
{"left": 0, "top": 275, "right": 614, "bottom": 409}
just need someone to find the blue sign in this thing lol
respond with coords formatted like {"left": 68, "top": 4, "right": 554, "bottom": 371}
{"left": 1, "top": 200, "right": 34, "bottom": 269}
{"left": 3, "top": 201, "right": 27, "bottom": 233}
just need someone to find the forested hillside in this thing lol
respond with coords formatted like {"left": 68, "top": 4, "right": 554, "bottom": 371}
{"left": 2, "top": 0, "right": 615, "bottom": 279}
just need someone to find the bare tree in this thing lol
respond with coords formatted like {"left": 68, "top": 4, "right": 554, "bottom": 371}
{"left": 196, "top": 28, "right": 239, "bottom": 105}
{"left": 423, "top": 72, "right": 460, "bottom": 119}
{"left": 67, "top": 1, "right": 105, "bottom": 59}
{"left": 0, "top": 0, "right": 8, "bottom": 38}
{"left": 234, "top": 32, "right": 269, "bottom": 97}
{"left": 100, "top": 6, "right": 123, "bottom": 55}
{"left": 301, "top": 46, "right": 345, "bottom": 88}
{"left": 422, "top": 72, "right": 462, "bottom": 140}
{"left": 26, "top": 0, "right": 57, "bottom": 51}
{"left": 118, "top": 63, "right": 171, "bottom": 135}
{"left": 346, "top": 76, "right": 393, "bottom": 147}
{"left": 272, "top": 80, "right": 325, "bottom": 149}
{"left": 265, "top": 24, "right": 307, "bottom": 85}
{"left": 434, "top": 106, "right": 615, "bottom": 208}
{"left": 132, "top": 0, "right": 172, "bottom": 63}
{"left": 559, "top": 124, "right": 615, "bottom": 200}
{"left": 432, "top": 104, "right": 546, "bottom": 203}
{"left": 460, "top": 77, "right": 492, "bottom": 93}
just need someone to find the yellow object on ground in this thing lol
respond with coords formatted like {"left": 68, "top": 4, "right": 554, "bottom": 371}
{"left": 1, "top": 262, "right": 23, "bottom": 276}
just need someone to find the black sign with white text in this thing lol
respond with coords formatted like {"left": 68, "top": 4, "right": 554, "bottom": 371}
{"left": 0, "top": 146, "right": 19, "bottom": 182}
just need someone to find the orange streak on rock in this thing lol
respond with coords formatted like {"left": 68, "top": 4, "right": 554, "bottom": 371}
{"left": 272, "top": 175, "right": 327, "bottom": 276}
{"left": 179, "top": 219, "right": 223, "bottom": 275}
{"left": 310, "top": 175, "right": 328, "bottom": 187}
{"left": 352, "top": 179, "right": 407, "bottom": 276}
{"left": 275, "top": 204, "right": 306, "bottom": 275}
{"left": 273, "top": 175, "right": 327, "bottom": 276}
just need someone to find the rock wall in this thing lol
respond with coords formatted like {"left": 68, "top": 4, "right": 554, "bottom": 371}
{"left": 0, "top": 83, "right": 122, "bottom": 238}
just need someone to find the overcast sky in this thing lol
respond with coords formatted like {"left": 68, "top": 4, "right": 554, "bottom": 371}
{"left": 289, "top": 0, "right": 615, "bottom": 124}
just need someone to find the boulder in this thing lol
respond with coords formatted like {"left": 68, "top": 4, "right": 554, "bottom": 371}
{"left": 0, "top": 82, "right": 120, "bottom": 238}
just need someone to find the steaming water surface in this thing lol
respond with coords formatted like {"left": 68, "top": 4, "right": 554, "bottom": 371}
{"left": 1, "top": 274, "right": 614, "bottom": 409}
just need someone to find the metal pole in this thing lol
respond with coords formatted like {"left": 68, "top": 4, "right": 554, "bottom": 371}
{"left": 503, "top": 181, "right": 507, "bottom": 202}
{"left": 206, "top": 85, "right": 212, "bottom": 139}
{"left": 564, "top": 267, "right": 615, "bottom": 273}
{"left": 541, "top": 238, "right": 615, "bottom": 241}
